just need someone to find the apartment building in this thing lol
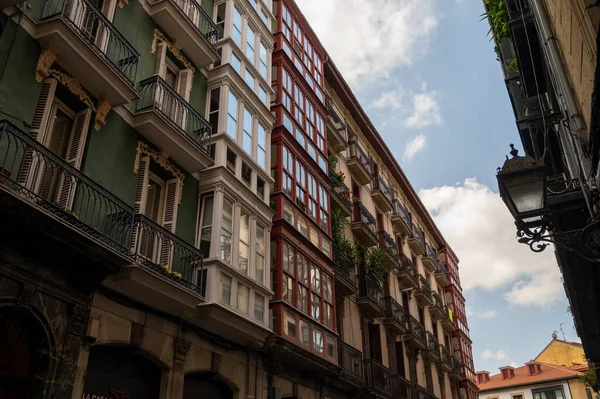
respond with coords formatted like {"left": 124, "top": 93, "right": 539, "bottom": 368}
{"left": 0, "top": 0, "right": 476, "bottom": 397}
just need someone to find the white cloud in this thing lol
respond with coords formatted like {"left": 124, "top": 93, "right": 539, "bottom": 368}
{"left": 419, "top": 179, "right": 564, "bottom": 307}
{"left": 405, "top": 90, "right": 442, "bottom": 128}
{"left": 479, "top": 310, "right": 498, "bottom": 319}
{"left": 294, "top": 0, "right": 439, "bottom": 86}
{"left": 372, "top": 88, "right": 406, "bottom": 109}
{"left": 403, "top": 135, "right": 427, "bottom": 161}
{"left": 510, "top": 361, "right": 519, "bottom": 368}
{"left": 482, "top": 349, "right": 507, "bottom": 360}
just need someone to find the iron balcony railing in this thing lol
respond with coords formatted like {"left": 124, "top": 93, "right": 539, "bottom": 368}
{"left": 505, "top": 76, "right": 559, "bottom": 122}
{"left": 426, "top": 331, "right": 439, "bottom": 354}
{"left": 392, "top": 375, "right": 412, "bottom": 399}
{"left": 393, "top": 199, "right": 411, "bottom": 226}
{"left": 348, "top": 140, "right": 372, "bottom": 174}
{"left": 453, "top": 355, "right": 463, "bottom": 375}
{"left": 0, "top": 120, "right": 204, "bottom": 293}
{"left": 364, "top": 359, "right": 391, "bottom": 394}
{"left": 432, "top": 291, "right": 444, "bottom": 310}
{"left": 138, "top": 75, "right": 212, "bottom": 153}
{"left": 419, "top": 275, "right": 431, "bottom": 298}
{"left": 398, "top": 254, "right": 418, "bottom": 281}
{"left": 506, "top": 0, "right": 531, "bottom": 20}
{"left": 358, "top": 273, "right": 385, "bottom": 310}
{"left": 0, "top": 120, "right": 134, "bottom": 254}
{"left": 409, "top": 315, "right": 426, "bottom": 343}
{"left": 412, "top": 224, "right": 425, "bottom": 248}
{"left": 338, "top": 340, "right": 364, "bottom": 383}
{"left": 438, "top": 262, "right": 448, "bottom": 278}
{"left": 42, "top": 0, "right": 139, "bottom": 84}
{"left": 425, "top": 243, "right": 438, "bottom": 263}
{"left": 385, "top": 296, "right": 406, "bottom": 327}
{"left": 373, "top": 174, "right": 393, "bottom": 203}
{"left": 149, "top": 0, "right": 218, "bottom": 49}
{"left": 326, "top": 97, "right": 348, "bottom": 141}
{"left": 353, "top": 202, "right": 377, "bottom": 236}
{"left": 131, "top": 214, "right": 204, "bottom": 294}
{"left": 333, "top": 245, "right": 357, "bottom": 285}
{"left": 379, "top": 230, "right": 399, "bottom": 259}
{"left": 329, "top": 170, "right": 352, "bottom": 209}
{"left": 441, "top": 345, "right": 453, "bottom": 368}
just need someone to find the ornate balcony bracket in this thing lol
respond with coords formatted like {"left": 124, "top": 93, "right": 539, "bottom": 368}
{"left": 35, "top": 48, "right": 56, "bottom": 83}
{"left": 134, "top": 141, "right": 185, "bottom": 202}
{"left": 118, "top": 0, "right": 128, "bottom": 7}
{"left": 152, "top": 29, "right": 195, "bottom": 75}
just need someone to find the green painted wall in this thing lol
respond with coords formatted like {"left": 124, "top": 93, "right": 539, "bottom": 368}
{"left": 0, "top": 17, "right": 41, "bottom": 131}
{"left": 201, "top": 0, "right": 214, "bottom": 18}
{"left": 176, "top": 172, "right": 198, "bottom": 244}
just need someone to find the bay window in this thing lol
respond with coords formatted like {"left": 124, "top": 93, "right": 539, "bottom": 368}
{"left": 232, "top": 7, "right": 242, "bottom": 47}
{"left": 242, "top": 107, "right": 253, "bottom": 155}
{"left": 257, "top": 124, "right": 266, "bottom": 169}
{"left": 255, "top": 224, "right": 265, "bottom": 283}
{"left": 254, "top": 293, "right": 264, "bottom": 321}
{"left": 313, "top": 329, "right": 323, "bottom": 353}
{"left": 227, "top": 92, "right": 238, "bottom": 139}
{"left": 220, "top": 197, "right": 233, "bottom": 262}
{"left": 199, "top": 195, "right": 214, "bottom": 256}
{"left": 239, "top": 210, "right": 250, "bottom": 274}
{"left": 220, "top": 273, "right": 232, "bottom": 305}
{"left": 237, "top": 283, "right": 249, "bottom": 314}
{"left": 246, "top": 26, "right": 255, "bottom": 62}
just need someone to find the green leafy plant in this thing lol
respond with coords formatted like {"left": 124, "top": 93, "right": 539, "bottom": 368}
{"left": 505, "top": 57, "right": 519, "bottom": 74}
{"left": 481, "top": 0, "right": 509, "bottom": 43}
{"left": 580, "top": 368, "right": 598, "bottom": 391}
{"left": 366, "top": 247, "right": 387, "bottom": 284}
{"left": 328, "top": 144, "right": 345, "bottom": 171}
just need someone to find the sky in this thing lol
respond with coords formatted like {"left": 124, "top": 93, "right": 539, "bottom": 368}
{"left": 294, "top": 0, "right": 579, "bottom": 373}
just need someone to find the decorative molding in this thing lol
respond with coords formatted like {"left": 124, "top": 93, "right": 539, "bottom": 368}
{"left": 151, "top": 29, "right": 195, "bottom": 74}
{"left": 48, "top": 69, "right": 96, "bottom": 111}
{"left": 174, "top": 337, "right": 191, "bottom": 362}
{"left": 134, "top": 141, "right": 185, "bottom": 202}
{"left": 36, "top": 48, "right": 56, "bottom": 83}
{"left": 94, "top": 99, "right": 112, "bottom": 131}
{"left": 118, "top": 0, "right": 127, "bottom": 8}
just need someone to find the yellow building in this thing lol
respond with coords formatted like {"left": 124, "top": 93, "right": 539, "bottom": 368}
{"left": 535, "top": 333, "right": 586, "bottom": 367}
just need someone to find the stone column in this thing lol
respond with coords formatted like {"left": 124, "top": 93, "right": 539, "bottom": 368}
{"left": 170, "top": 337, "right": 191, "bottom": 399}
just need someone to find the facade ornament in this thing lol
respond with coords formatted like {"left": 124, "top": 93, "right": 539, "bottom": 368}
{"left": 48, "top": 69, "right": 96, "bottom": 111}
{"left": 174, "top": 337, "right": 191, "bottom": 362}
{"left": 118, "top": 0, "right": 128, "bottom": 7}
{"left": 35, "top": 48, "right": 56, "bottom": 83}
{"left": 134, "top": 141, "right": 185, "bottom": 202}
{"left": 151, "top": 29, "right": 196, "bottom": 75}
{"left": 94, "top": 99, "right": 112, "bottom": 131}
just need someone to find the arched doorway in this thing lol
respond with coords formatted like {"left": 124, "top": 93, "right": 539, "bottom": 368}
{"left": 0, "top": 307, "right": 53, "bottom": 399}
{"left": 183, "top": 372, "right": 234, "bottom": 399}
{"left": 82, "top": 346, "right": 162, "bottom": 399}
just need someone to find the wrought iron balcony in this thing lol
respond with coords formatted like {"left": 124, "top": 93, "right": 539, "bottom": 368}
{"left": 329, "top": 170, "right": 352, "bottom": 216}
{"left": 364, "top": 359, "right": 392, "bottom": 397}
{"left": 415, "top": 275, "right": 433, "bottom": 307}
{"left": 383, "top": 296, "right": 407, "bottom": 335}
{"left": 506, "top": 0, "right": 531, "bottom": 21}
{"left": 435, "top": 262, "right": 450, "bottom": 288}
{"left": 441, "top": 306, "right": 455, "bottom": 332}
{"left": 505, "top": 76, "right": 560, "bottom": 123}
{"left": 451, "top": 355, "right": 463, "bottom": 379}
{"left": 131, "top": 214, "right": 204, "bottom": 294}
{"left": 392, "top": 374, "right": 412, "bottom": 399}
{"left": 134, "top": 75, "right": 213, "bottom": 172}
{"left": 0, "top": 120, "right": 134, "bottom": 255}
{"left": 422, "top": 243, "right": 438, "bottom": 273}
{"left": 440, "top": 345, "right": 453, "bottom": 373}
{"left": 147, "top": 0, "right": 219, "bottom": 68}
{"left": 352, "top": 202, "right": 378, "bottom": 247}
{"left": 392, "top": 199, "right": 412, "bottom": 237}
{"left": 338, "top": 340, "right": 364, "bottom": 386}
{"left": 357, "top": 273, "right": 385, "bottom": 319}
{"left": 397, "top": 254, "right": 419, "bottom": 290}
{"left": 372, "top": 174, "right": 393, "bottom": 212}
{"left": 347, "top": 141, "right": 372, "bottom": 185}
{"left": 404, "top": 315, "right": 426, "bottom": 349}
{"left": 408, "top": 224, "right": 426, "bottom": 256}
{"left": 379, "top": 230, "right": 399, "bottom": 271}
{"left": 38, "top": 0, "right": 140, "bottom": 104}
{"left": 430, "top": 291, "right": 445, "bottom": 320}
{"left": 333, "top": 245, "right": 357, "bottom": 296}
{"left": 326, "top": 97, "right": 348, "bottom": 149}
{"left": 425, "top": 332, "right": 440, "bottom": 361}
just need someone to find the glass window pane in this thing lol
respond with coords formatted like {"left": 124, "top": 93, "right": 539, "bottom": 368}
{"left": 220, "top": 274, "right": 232, "bottom": 305}
{"left": 254, "top": 293, "right": 264, "bottom": 321}
{"left": 284, "top": 312, "right": 296, "bottom": 337}
{"left": 313, "top": 329, "right": 323, "bottom": 353}
{"left": 300, "top": 320, "right": 309, "bottom": 346}
{"left": 227, "top": 92, "right": 238, "bottom": 139}
{"left": 237, "top": 283, "right": 249, "bottom": 314}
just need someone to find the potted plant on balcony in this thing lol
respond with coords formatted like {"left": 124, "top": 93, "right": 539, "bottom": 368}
{"left": 330, "top": 170, "right": 345, "bottom": 188}
{"left": 366, "top": 247, "right": 387, "bottom": 285}
{"left": 328, "top": 143, "right": 345, "bottom": 171}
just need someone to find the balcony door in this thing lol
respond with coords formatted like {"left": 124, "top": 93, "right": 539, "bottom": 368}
{"left": 68, "top": 0, "right": 117, "bottom": 53}
{"left": 396, "top": 341, "right": 407, "bottom": 378}
{"left": 368, "top": 322, "right": 382, "bottom": 363}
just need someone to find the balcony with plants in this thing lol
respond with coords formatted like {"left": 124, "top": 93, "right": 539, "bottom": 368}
{"left": 407, "top": 224, "right": 426, "bottom": 256}
{"left": 383, "top": 296, "right": 407, "bottom": 336}
{"left": 133, "top": 75, "right": 213, "bottom": 173}
{"left": 415, "top": 275, "right": 433, "bottom": 307}
{"left": 351, "top": 200, "right": 378, "bottom": 247}
{"left": 326, "top": 98, "right": 349, "bottom": 150}
{"left": 347, "top": 140, "right": 372, "bottom": 185}
{"left": 397, "top": 254, "right": 419, "bottom": 290}
{"left": 146, "top": 0, "right": 219, "bottom": 68}
{"left": 36, "top": 0, "right": 140, "bottom": 105}
{"left": 421, "top": 242, "right": 439, "bottom": 273}
{"left": 403, "top": 315, "right": 426, "bottom": 349}
{"left": 0, "top": 120, "right": 206, "bottom": 316}
{"left": 378, "top": 230, "right": 399, "bottom": 271}
{"left": 364, "top": 358, "right": 392, "bottom": 398}
{"left": 332, "top": 208, "right": 358, "bottom": 296}
{"left": 429, "top": 291, "right": 445, "bottom": 321}
{"left": 329, "top": 150, "right": 352, "bottom": 217}
{"left": 371, "top": 174, "right": 393, "bottom": 213}
{"left": 391, "top": 199, "right": 412, "bottom": 237}
{"left": 435, "top": 262, "right": 450, "bottom": 288}
{"left": 357, "top": 262, "right": 386, "bottom": 319}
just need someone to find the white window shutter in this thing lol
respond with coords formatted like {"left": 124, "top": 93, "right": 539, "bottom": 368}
{"left": 19, "top": 79, "right": 57, "bottom": 188}
{"left": 154, "top": 42, "right": 168, "bottom": 79}
{"left": 159, "top": 177, "right": 181, "bottom": 267}
{"left": 56, "top": 108, "right": 92, "bottom": 210}
{"left": 131, "top": 156, "right": 150, "bottom": 256}
{"left": 177, "top": 69, "right": 193, "bottom": 102}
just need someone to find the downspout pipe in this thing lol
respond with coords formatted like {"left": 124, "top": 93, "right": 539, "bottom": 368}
{"left": 529, "top": 0, "right": 594, "bottom": 214}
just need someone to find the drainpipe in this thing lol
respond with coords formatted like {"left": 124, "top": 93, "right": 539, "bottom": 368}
{"left": 529, "top": 0, "right": 595, "bottom": 214}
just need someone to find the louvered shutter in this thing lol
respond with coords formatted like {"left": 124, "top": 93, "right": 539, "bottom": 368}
{"left": 131, "top": 156, "right": 150, "bottom": 257}
{"left": 154, "top": 42, "right": 167, "bottom": 78}
{"left": 19, "top": 79, "right": 57, "bottom": 188}
{"left": 158, "top": 178, "right": 181, "bottom": 268}
{"left": 175, "top": 69, "right": 193, "bottom": 129}
{"left": 37, "top": 115, "right": 70, "bottom": 200}
{"left": 56, "top": 108, "right": 91, "bottom": 210}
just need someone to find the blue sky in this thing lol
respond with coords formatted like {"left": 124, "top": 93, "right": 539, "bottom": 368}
{"left": 295, "top": 0, "right": 579, "bottom": 373}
